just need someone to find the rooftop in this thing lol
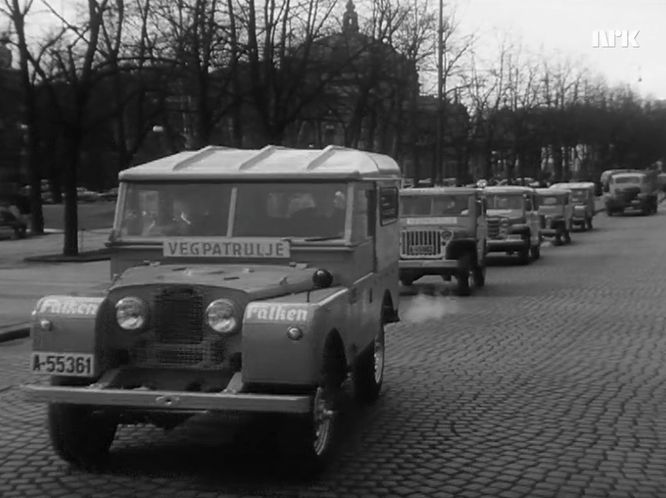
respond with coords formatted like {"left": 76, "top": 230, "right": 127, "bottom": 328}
{"left": 119, "top": 145, "right": 402, "bottom": 181}
{"left": 400, "top": 187, "right": 479, "bottom": 195}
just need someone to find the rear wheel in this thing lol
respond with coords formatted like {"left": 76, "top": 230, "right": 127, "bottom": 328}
{"left": 353, "top": 322, "right": 385, "bottom": 403}
{"left": 48, "top": 403, "right": 117, "bottom": 469}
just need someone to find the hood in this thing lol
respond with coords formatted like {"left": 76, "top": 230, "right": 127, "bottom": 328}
{"left": 487, "top": 209, "right": 524, "bottom": 222}
{"left": 538, "top": 205, "right": 564, "bottom": 215}
{"left": 111, "top": 263, "right": 323, "bottom": 300}
{"left": 401, "top": 215, "right": 470, "bottom": 229}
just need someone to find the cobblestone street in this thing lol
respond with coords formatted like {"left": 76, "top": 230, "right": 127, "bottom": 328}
{"left": 1, "top": 211, "right": 666, "bottom": 497}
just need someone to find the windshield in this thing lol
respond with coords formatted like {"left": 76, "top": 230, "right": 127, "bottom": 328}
{"left": 486, "top": 194, "right": 524, "bottom": 210}
{"left": 613, "top": 176, "right": 641, "bottom": 184}
{"left": 538, "top": 195, "right": 565, "bottom": 206}
{"left": 117, "top": 182, "right": 347, "bottom": 240}
{"left": 400, "top": 195, "right": 471, "bottom": 216}
{"left": 570, "top": 190, "right": 587, "bottom": 202}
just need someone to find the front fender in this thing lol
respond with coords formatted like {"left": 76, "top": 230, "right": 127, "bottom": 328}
{"left": 241, "top": 287, "right": 350, "bottom": 387}
{"left": 509, "top": 224, "right": 529, "bottom": 235}
{"left": 30, "top": 295, "right": 106, "bottom": 377}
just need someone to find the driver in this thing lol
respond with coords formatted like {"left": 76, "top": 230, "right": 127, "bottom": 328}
{"left": 291, "top": 189, "right": 345, "bottom": 237}
{"left": 145, "top": 194, "right": 209, "bottom": 236}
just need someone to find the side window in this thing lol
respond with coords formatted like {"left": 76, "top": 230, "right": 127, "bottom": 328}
{"left": 524, "top": 195, "right": 532, "bottom": 212}
{"left": 379, "top": 187, "right": 399, "bottom": 225}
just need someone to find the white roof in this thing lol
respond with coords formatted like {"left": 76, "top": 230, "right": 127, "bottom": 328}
{"left": 550, "top": 182, "right": 595, "bottom": 190}
{"left": 536, "top": 187, "right": 570, "bottom": 195}
{"left": 119, "top": 145, "right": 402, "bottom": 181}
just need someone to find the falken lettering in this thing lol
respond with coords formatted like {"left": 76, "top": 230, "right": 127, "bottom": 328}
{"left": 164, "top": 238, "right": 290, "bottom": 258}
{"left": 38, "top": 298, "right": 101, "bottom": 316}
{"left": 245, "top": 304, "right": 309, "bottom": 322}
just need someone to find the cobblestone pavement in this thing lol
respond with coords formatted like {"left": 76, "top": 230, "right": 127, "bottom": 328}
{"left": 1, "top": 211, "right": 666, "bottom": 497}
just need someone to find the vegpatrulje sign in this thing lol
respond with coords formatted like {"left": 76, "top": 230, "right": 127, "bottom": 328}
{"left": 163, "top": 238, "right": 291, "bottom": 258}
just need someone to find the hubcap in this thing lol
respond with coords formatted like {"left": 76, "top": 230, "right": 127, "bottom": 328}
{"left": 374, "top": 328, "right": 385, "bottom": 384}
{"left": 312, "top": 387, "right": 333, "bottom": 456}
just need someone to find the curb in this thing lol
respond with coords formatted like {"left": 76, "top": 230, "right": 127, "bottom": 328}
{"left": 0, "top": 323, "right": 30, "bottom": 343}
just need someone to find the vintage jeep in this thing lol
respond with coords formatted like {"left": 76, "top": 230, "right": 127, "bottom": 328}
{"left": 483, "top": 186, "right": 541, "bottom": 264}
{"left": 23, "top": 145, "right": 402, "bottom": 470}
{"left": 398, "top": 187, "right": 487, "bottom": 295}
{"left": 535, "top": 188, "right": 573, "bottom": 245}
{"left": 549, "top": 182, "right": 595, "bottom": 230}
{"left": 604, "top": 170, "right": 659, "bottom": 216}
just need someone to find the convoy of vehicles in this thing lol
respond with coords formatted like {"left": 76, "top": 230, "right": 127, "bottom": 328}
{"left": 20, "top": 148, "right": 662, "bottom": 472}
{"left": 398, "top": 187, "right": 486, "bottom": 295}
{"left": 535, "top": 188, "right": 573, "bottom": 245}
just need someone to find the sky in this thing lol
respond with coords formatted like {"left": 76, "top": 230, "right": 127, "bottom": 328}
{"left": 17, "top": 0, "right": 666, "bottom": 101}
{"left": 454, "top": 0, "right": 666, "bottom": 100}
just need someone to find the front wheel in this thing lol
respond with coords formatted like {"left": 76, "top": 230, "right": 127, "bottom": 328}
{"left": 48, "top": 403, "right": 117, "bottom": 469}
{"left": 472, "top": 263, "right": 486, "bottom": 287}
{"left": 586, "top": 217, "right": 593, "bottom": 230}
{"left": 353, "top": 323, "right": 385, "bottom": 403}
{"left": 456, "top": 255, "right": 472, "bottom": 296}
{"left": 518, "top": 244, "right": 530, "bottom": 265}
{"left": 564, "top": 229, "right": 571, "bottom": 244}
{"left": 530, "top": 244, "right": 540, "bottom": 260}
{"left": 280, "top": 385, "right": 337, "bottom": 473}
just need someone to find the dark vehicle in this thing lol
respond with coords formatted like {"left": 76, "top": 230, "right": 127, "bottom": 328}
{"left": 0, "top": 205, "right": 27, "bottom": 238}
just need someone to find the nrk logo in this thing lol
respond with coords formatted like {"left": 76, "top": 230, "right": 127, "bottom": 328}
{"left": 592, "top": 30, "right": 640, "bottom": 48}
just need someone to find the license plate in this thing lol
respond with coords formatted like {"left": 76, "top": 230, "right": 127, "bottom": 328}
{"left": 31, "top": 352, "right": 95, "bottom": 377}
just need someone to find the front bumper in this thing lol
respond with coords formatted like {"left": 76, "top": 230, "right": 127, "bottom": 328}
{"left": 540, "top": 228, "right": 558, "bottom": 237}
{"left": 399, "top": 258, "right": 458, "bottom": 271}
{"left": 22, "top": 383, "right": 311, "bottom": 414}
{"left": 487, "top": 238, "right": 527, "bottom": 252}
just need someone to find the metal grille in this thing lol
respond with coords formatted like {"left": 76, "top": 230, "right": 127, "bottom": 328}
{"left": 132, "top": 286, "right": 226, "bottom": 370}
{"left": 620, "top": 187, "right": 640, "bottom": 202}
{"left": 400, "top": 230, "right": 444, "bottom": 258}
{"left": 154, "top": 287, "right": 203, "bottom": 344}
{"left": 487, "top": 217, "right": 500, "bottom": 238}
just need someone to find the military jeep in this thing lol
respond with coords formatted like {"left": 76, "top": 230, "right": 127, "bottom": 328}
{"left": 483, "top": 186, "right": 541, "bottom": 264}
{"left": 398, "top": 187, "right": 487, "bottom": 295}
{"left": 549, "top": 182, "right": 595, "bottom": 231}
{"left": 23, "top": 145, "right": 402, "bottom": 470}
{"left": 535, "top": 188, "right": 573, "bottom": 245}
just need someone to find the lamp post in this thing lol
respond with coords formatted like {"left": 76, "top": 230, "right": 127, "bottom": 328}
{"left": 434, "top": 0, "right": 446, "bottom": 186}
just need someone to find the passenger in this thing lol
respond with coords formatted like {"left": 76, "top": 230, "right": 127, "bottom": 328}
{"left": 291, "top": 189, "right": 345, "bottom": 237}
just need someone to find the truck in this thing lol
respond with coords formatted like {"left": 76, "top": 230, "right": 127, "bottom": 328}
{"left": 603, "top": 169, "right": 658, "bottom": 215}
{"left": 22, "top": 145, "right": 402, "bottom": 470}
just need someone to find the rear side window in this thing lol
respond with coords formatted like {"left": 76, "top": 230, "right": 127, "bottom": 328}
{"left": 379, "top": 187, "right": 399, "bottom": 225}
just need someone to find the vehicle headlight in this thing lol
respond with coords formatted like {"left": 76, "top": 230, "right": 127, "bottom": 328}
{"left": 115, "top": 297, "right": 148, "bottom": 330}
{"left": 205, "top": 299, "right": 239, "bottom": 334}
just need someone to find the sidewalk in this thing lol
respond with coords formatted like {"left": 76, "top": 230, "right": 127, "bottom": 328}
{"left": 0, "top": 229, "right": 111, "bottom": 342}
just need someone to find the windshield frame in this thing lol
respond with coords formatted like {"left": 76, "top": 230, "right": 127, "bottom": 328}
{"left": 113, "top": 180, "right": 354, "bottom": 243}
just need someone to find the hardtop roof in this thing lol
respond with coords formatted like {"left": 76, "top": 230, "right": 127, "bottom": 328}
{"left": 483, "top": 185, "right": 535, "bottom": 194}
{"left": 400, "top": 186, "right": 479, "bottom": 196}
{"left": 536, "top": 187, "right": 570, "bottom": 195}
{"left": 550, "top": 182, "right": 595, "bottom": 190}
{"left": 119, "top": 145, "right": 402, "bottom": 181}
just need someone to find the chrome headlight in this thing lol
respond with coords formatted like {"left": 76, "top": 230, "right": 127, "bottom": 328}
{"left": 115, "top": 297, "right": 148, "bottom": 330}
{"left": 205, "top": 299, "right": 239, "bottom": 334}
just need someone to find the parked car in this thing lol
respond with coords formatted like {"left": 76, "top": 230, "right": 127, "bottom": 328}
{"left": 23, "top": 145, "right": 402, "bottom": 471}
{"left": 100, "top": 187, "right": 118, "bottom": 201}
{"left": 536, "top": 188, "right": 573, "bottom": 245}
{"left": 0, "top": 205, "right": 27, "bottom": 239}
{"left": 76, "top": 187, "right": 102, "bottom": 203}
{"left": 483, "top": 185, "right": 542, "bottom": 264}
{"left": 398, "top": 187, "right": 487, "bottom": 295}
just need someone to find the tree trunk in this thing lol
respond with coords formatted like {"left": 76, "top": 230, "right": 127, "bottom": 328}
{"left": 27, "top": 128, "right": 44, "bottom": 234}
{"left": 62, "top": 133, "right": 80, "bottom": 256}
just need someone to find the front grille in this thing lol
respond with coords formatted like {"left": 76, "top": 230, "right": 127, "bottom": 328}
{"left": 130, "top": 286, "right": 229, "bottom": 370}
{"left": 620, "top": 187, "right": 640, "bottom": 202}
{"left": 400, "top": 230, "right": 445, "bottom": 258}
{"left": 487, "top": 217, "right": 500, "bottom": 238}
{"left": 154, "top": 287, "right": 203, "bottom": 344}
